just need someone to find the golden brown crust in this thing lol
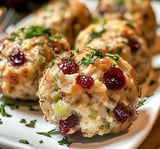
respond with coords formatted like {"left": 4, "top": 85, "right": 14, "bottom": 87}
{"left": 0, "top": 26, "right": 70, "bottom": 100}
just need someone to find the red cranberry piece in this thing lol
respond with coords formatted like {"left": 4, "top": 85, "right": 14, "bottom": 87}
{"left": 103, "top": 68, "right": 126, "bottom": 90}
{"left": 8, "top": 48, "right": 26, "bottom": 66}
{"left": 113, "top": 102, "right": 129, "bottom": 123}
{"left": 69, "top": 131, "right": 83, "bottom": 139}
{"left": 59, "top": 114, "right": 78, "bottom": 134}
{"left": 127, "top": 38, "right": 141, "bottom": 53}
{"left": 76, "top": 75, "right": 94, "bottom": 89}
{"left": 57, "top": 59, "right": 78, "bottom": 74}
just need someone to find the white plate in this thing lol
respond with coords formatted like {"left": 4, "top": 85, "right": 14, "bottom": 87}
{"left": 0, "top": 1, "right": 160, "bottom": 149}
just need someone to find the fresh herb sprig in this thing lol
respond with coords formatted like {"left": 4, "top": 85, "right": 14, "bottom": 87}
{"left": 0, "top": 99, "right": 12, "bottom": 117}
{"left": 126, "top": 23, "right": 135, "bottom": 29}
{"left": 8, "top": 26, "right": 63, "bottom": 42}
{"left": 138, "top": 94, "right": 154, "bottom": 106}
{"left": 58, "top": 136, "right": 73, "bottom": 147}
{"left": 0, "top": 118, "right": 2, "bottom": 124}
{"left": 37, "top": 129, "right": 58, "bottom": 137}
{"left": 86, "top": 28, "right": 106, "bottom": 44}
{"left": 19, "top": 139, "right": 30, "bottom": 144}
{"left": 25, "top": 119, "right": 37, "bottom": 128}
{"left": 78, "top": 49, "right": 104, "bottom": 65}
{"left": 61, "top": 51, "right": 74, "bottom": 61}
{"left": 105, "top": 53, "right": 119, "bottom": 62}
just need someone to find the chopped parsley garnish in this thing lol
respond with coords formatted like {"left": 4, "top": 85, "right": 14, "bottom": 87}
{"left": 39, "top": 140, "right": 44, "bottom": 144}
{"left": 78, "top": 49, "right": 104, "bottom": 65}
{"left": 61, "top": 51, "right": 74, "bottom": 61}
{"left": 20, "top": 118, "right": 26, "bottom": 123}
{"left": 28, "top": 106, "right": 40, "bottom": 111}
{"left": 0, "top": 118, "right": 2, "bottom": 124}
{"left": 7, "top": 26, "right": 62, "bottom": 42}
{"left": 40, "top": 48, "right": 46, "bottom": 54}
{"left": 126, "top": 23, "right": 135, "bottom": 28}
{"left": 19, "top": 139, "right": 30, "bottom": 144}
{"left": 7, "top": 32, "right": 19, "bottom": 41}
{"left": 138, "top": 94, "right": 154, "bottom": 106}
{"left": 78, "top": 57, "right": 97, "bottom": 65}
{"left": 86, "top": 28, "right": 106, "bottom": 44}
{"left": 148, "top": 80, "right": 155, "bottom": 86}
{"left": 58, "top": 136, "right": 73, "bottom": 147}
{"left": 25, "top": 119, "right": 37, "bottom": 128}
{"left": 109, "top": 63, "right": 116, "bottom": 69}
{"left": 105, "top": 53, "right": 119, "bottom": 62}
{"left": 23, "top": 26, "right": 51, "bottom": 39}
{"left": 75, "top": 49, "right": 79, "bottom": 54}
{"left": 115, "top": 46, "right": 121, "bottom": 52}
{"left": 37, "top": 129, "right": 58, "bottom": 137}
{"left": 0, "top": 99, "right": 12, "bottom": 117}
{"left": 92, "top": 17, "right": 100, "bottom": 24}
{"left": 38, "top": 41, "right": 45, "bottom": 45}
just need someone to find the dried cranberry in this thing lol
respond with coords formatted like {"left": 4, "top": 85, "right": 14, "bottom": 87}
{"left": 57, "top": 59, "right": 78, "bottom": 74}
{"left": 76, "top": 75, "right": 94, "bottom": 89}
{"left": 113, "top": 102, "right": 129, "bottom": 123}
{"left": 103, "top": 68, "right": 126, "bottom": 90}
{"left": 127, "top": 38, "right": 141, "bottom": 53}
{"left": 69, "top": 130, "right": 83, "bottom": 139}
{"left": 59, "top": 114, "right": 78, "bottom": 134}
{"left": 8, "top": 48, "right": 26, "bottom": 66}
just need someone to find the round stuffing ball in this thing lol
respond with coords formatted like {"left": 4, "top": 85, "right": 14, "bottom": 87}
{"left": 30, "top": 0, "right": 91, "bottom": 46}
{"left": 93, "top": 0, "right": 156, "bottom": 47}
{"left": 0, "top": 26, "right": 70, "bottom": 100}
{"left": 76, "top": 20, "right": 151, "bottom": 83}
{"left": 39, "top": 47, "right": 139, "bottom": 138}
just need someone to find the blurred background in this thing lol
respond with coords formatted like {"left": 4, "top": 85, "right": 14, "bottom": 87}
{"left": 0, "top": 0, "right": 159, "bottom": 34}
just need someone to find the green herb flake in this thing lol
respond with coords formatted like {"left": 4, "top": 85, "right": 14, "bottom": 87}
{"left": 19, "top": 139, "right": 30, "bottom": 144}
{"left": 69, "top": 51, "right": 74, "bottom": 59}
{"left": 109, "top": 63, "right": 116, "bottom": 69}
{"left": 40, "top": 48, "right": 46, "bottom": 53}
{"left": 86, "top": 28, "right": 106, "bottom": 44}
{"left": 48, "top": 36, "right": 56, "bottom": 41}
{"left": 39, "top": 140, "right": 44, "bottom": 144}
{"left": 28, "top": 106, "right": 40, "bottom": 111}
{"left": 58, "top": 33, "right": 63, "bottom": 39}
{"left": 78, "top": 49, "right": 103, "bottom": 65}
{"left": 92, "top": 17, "right": 100, "bottom": 24}
{"left": 25, "top": 119, "right": 37, "bottom": 128}
{"left": 138, "top": 94, "right": 154, "bottom": 106}
{"left": 58, "top": 136, "right": 73, "bottom": 147}
{"left": 105, "top": 53, "right": 119, "bottom": 62}
{"left": 37, "top": 129, "right": 58, "bottom": 137}
{"left": 38, "top": 41, "right": 45, "bottom": 45}
{"left": 20, "top": 118, "right": 26, "bottom": 123}
{"left": 148, "top": 80, "right": 155, "bottom": 86}
{"left": 0, "top": 99, "right": 12, "bottom": 117}
{"left": 115, "top": 46, "right": 121, "bottom": 52}
{"left": 126, "top": 23, "right": 135, "bottom": 28}
{"left": 0, "top": 118, "right": 2, "bottom": 124}
{"left": 7, "top": 32, "right": 19, "bottom": 41}
{"left": 75, "top": 49, "right": 79, "bottom": 54}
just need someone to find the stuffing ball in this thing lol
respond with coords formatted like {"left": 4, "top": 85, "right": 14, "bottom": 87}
{"left": 0, "top": 26, "right": 70, "bottom": 100}
{"left": 76, "top": 20, "right": 151, "bottom": 83}
{"left": 93, "top": 0, "right": 156, "bottom": 47}
{"left": 39, "top": 47, "right": 139, "bottom": 138}
{"left": 30, "top": 0, "right": 91, "bottom": 46}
